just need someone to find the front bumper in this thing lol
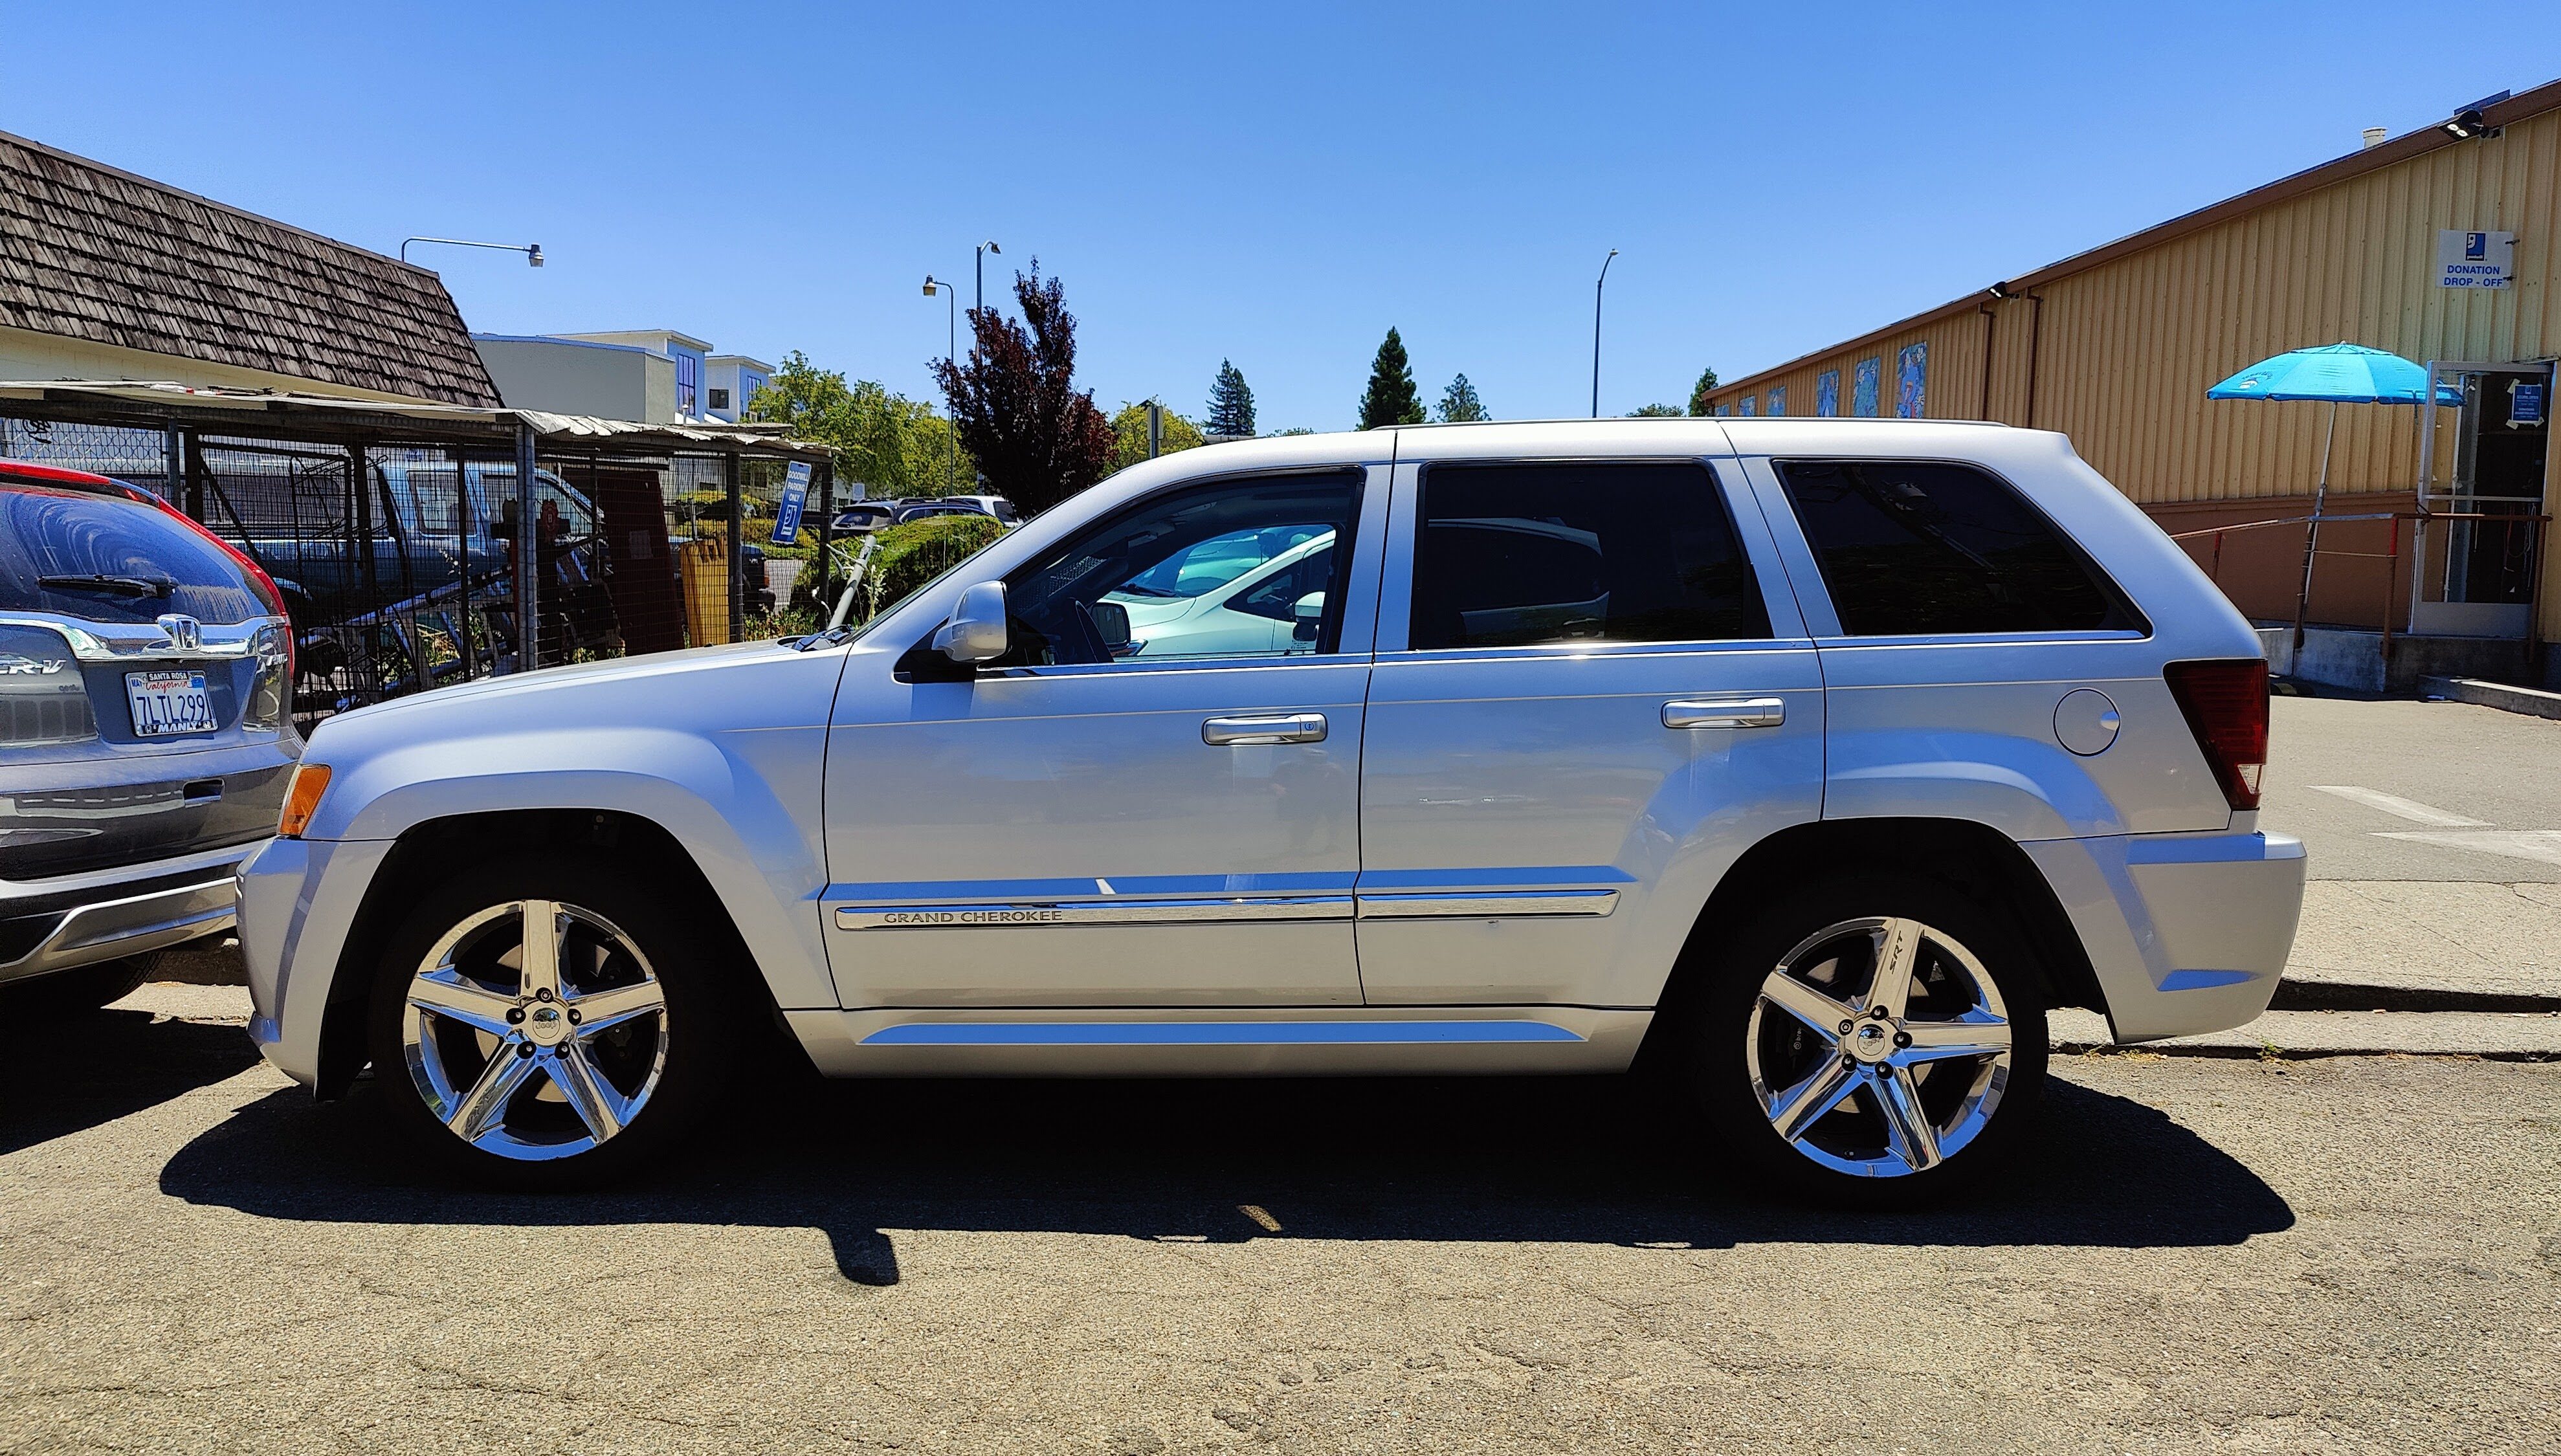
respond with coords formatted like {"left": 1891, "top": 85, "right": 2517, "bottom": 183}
{"left": 2026, "top": 828, "right": 2307, "bottom": 1042}
{"left": 0, "top": 841, "right": 259, "bottom": 987}
{"left": 237, "top": 834, "right": 390, "bottom": 1088}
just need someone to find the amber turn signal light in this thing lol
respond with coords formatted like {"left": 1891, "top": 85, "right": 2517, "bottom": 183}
{"left": 277, "top": 763, "right": 331, "bottom": 839}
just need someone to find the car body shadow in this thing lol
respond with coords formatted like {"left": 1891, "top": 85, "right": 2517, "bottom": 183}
{"left": 0, "top": 1007, "right": 263, "bottom": 1157}
{"left": 157, "top": 1066, "right": 2293, "bottom": 1286}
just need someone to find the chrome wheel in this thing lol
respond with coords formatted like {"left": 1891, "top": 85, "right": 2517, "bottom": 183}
{"left": 1745, "top": 916, "right": 2014, "bottom": 1179}
{"left": 399, "top": 899, "right": 670, "bottom": 1162}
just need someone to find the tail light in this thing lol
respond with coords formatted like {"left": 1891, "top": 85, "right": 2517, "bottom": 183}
{"left": 2164, "top": 659, "right": 2268, "bottom": 810}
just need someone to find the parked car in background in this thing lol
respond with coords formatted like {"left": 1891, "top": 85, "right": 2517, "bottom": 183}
{"left": 941, "top": 494, "right": 1021, "bottom": 525}
{"left": 237, "top": 420, "right": 2301, "bottom": 1204}
{"left": 828, "top": 504, "right": 897, "bottom": 535}
{"left": 891, "top": 500, "right": 986, "bottom": 526}
{"left": 1, "top": 461, "right": 298, "bottom": 1013}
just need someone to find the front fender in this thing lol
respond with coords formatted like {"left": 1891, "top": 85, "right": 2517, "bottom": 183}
{"left": 313, "top": 724, "right": 836, "bottom": 1009}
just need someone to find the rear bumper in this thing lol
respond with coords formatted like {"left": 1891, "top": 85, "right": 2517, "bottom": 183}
{"left": 2025, "top": 828, "right": 2306, "bottom": 1042}
{"left": 0, "top": 841, "right": 258, "bottom": 986}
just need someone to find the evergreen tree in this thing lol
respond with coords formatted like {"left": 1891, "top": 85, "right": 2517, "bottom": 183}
{"left": 1437, "top": 373, "right": 1489, "bottom": 423}
{"left": 1687, "top": 366, "right": 1721, "bottom": 417}
{"left": 1204, "top": 360, "right": 1257, "bottom": 437}
{"left": 1628, "top": 403, "right": 1684, "bottom": 417}
{"left": 1357, "top": 328, "right": 1427, "bottom": 429}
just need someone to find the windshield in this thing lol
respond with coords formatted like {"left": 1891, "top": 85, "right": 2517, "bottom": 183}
{"left": 0, "top": 486, "right": 263, "bottom": 624}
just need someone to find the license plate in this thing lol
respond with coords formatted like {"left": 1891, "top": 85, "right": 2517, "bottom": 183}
{"left": 126, "top": 670, "right": 216, "bottom": 737}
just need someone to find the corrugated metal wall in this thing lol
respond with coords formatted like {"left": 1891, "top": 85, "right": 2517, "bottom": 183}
{"left": 1703, "top": 105, "right": 2560, "bottom": 636}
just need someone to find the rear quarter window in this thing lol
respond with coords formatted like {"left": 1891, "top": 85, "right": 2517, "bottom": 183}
{"left": 1773, "top": 459, "right": 2136, "bottom": 635}
{"left": 0, "top": 487, "right": 263, "bottom": 624}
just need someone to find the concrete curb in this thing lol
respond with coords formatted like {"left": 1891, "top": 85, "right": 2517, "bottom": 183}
{"left": 2270, "top": 976, "right": 2561, "bottom": 1015}
{"left": 2050, "top": 1007, "right": 2561, "bottom": 1061}
{"left": 2421, "top": 675, "right": 2561, "bottom": 721}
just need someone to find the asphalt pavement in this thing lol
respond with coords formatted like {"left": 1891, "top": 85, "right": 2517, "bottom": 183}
{"left": 4, "top": 991, "right": 2557, "bottom": 1455}
{"left": 2261, "top": 693, "right": 2561, "bottom": 1010}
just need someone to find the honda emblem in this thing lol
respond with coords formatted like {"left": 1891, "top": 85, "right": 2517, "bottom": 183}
{"left": 157, "top": 613, "right": 203, "bottom": 652}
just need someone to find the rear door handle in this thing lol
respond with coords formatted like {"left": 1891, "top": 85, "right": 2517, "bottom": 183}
{"left": 1663, "top": 697, "right": 1786, "bottom": 730}
{"left": 1203, "top": 712, "right": 1328, "bottom": 745}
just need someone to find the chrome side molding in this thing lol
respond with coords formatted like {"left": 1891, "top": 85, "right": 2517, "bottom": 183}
{"left": 859, "top": 1019, "right": 1587, "bottom": 1046}
{"left": 833, "top": 887, "right": 1620, "bottom": 929}
{"left": 835, "top": 895, "right": 1353, "bottom": 930}
{"left": 1354, "top": 889, "right": 1617, "bottom": 919}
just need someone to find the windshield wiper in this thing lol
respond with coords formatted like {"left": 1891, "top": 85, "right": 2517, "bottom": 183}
{"left": 39, "top": 573, "right": 174, "bottom": 599}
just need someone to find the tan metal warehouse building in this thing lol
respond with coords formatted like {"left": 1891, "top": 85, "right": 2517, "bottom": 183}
{"left": 1702, "top": 80, "right": 2560, "bottom": 689}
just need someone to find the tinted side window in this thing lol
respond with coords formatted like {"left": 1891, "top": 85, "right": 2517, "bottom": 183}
{"left": 1408, "top": 461, "right": 1767, "bottom": 650}
{"left": 1775, "top": 459, "right": 2133, "bottom": 635}
{"left": 995, "top": 473, "right": 1361, "bottom": 667}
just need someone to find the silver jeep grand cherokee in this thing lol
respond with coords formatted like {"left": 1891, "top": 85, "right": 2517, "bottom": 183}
{"left": 238, "top": 420, "right": 2303, "bottom": 1204}
{"left": 1, "top": 461, "right": 297, "bottom": 1012}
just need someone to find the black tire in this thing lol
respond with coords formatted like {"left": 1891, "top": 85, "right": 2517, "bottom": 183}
{"left": 365, "top": 852, "right": 750, "bottom": 1192}
{"left": 1670, "top": 872, "right": 2048, "bottom": 1209}
{"left": 0, "top": 955, "right": 150, "bottom": 1018}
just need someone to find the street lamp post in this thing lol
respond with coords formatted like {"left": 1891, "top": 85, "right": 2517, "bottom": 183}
{"left": 924, "top": 276, "right": 959, "bottom": 492}
{"left": 401, "top": 236, "right": 544, "bottom": 268}
{"left": 1591, "top": 248, "right": 1618, "bottom": 418}
{"left": 975, "top": 240, "right": 1002, "bottom": 316}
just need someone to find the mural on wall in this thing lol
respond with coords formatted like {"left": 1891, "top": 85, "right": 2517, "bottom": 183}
{"left": 1738, "top": 395, "right": 1757, "bottom": 415}
{"left": 1852, "top": 357, "right": 1881, "bottom": 417}
{"left": 1894, "top": 342, "right": 1927, "bottom": 419}
{"left": 1766, "top": 385, "right": 1786, "bottom": 417}
{"left": 1816, "top": 370, "right": 1841, "bottom": 417}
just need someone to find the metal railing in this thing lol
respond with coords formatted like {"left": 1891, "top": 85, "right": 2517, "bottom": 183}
{"left": 2171, "top": 509, "right": 2549, "bottom": 667}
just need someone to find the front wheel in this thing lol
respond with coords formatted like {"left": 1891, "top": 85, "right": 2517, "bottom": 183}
{"left": 366, "top": 855, "right": 746, "bottom": 1190}
{"left": 1676, "top": 874, "right": 2048, "bottom": 1206}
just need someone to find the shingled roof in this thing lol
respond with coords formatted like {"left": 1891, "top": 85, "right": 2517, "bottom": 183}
{"left": 0, "top": 129, "right": 501, "bottom": 407}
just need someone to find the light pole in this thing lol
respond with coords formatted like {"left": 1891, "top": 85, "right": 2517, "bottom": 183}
{"left": 401, "top": 236, "right": 544, "bottom": 267}
{"left": 975, "top": 240, "right": 1001, "bottom": 316}
{"left": 924, "top": 276, "right": 959, "bottom": 493}
{"left": 1591, "top": 248, "right": 1617, "bottom": 418}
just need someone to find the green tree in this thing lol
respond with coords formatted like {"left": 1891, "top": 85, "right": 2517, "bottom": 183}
{"left": 933, "top": 265, "right": 1118, "bottom": 516}
{"left": 746, "top": 351, "right": 975, "bottom": 498}
{"left": 1357, "top": 327, "right": 1426, "bottom": 429}
{"left": 1109, "top": 401, "right": 1208, "bottom": 469}
{"left": 1687, "top": 366, "right": 1721, "bottom": 417}
{"left": 1204, "top": 360, "right": 1257, "bottom": 437}
{"left": 1628, "top": 403, "right": 1685, "bottom": 417}
{"left": 1436, "top": 373, "right": 1489, "bottom": 423}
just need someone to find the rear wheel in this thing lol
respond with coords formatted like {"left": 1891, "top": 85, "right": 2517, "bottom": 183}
{"left": 366, "top": 855, "right": 746, "bottom": 1190}
{"left": 1676, "top": 874, "right": 2047, "bottom": 1206}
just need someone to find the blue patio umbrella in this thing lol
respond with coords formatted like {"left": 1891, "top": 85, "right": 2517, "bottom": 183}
{"left": 2206, "top": 342, "right": 2455, "bottom": 645}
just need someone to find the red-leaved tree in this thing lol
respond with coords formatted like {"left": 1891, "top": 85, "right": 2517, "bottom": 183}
{"left": 933, "top": 265, "right": 1116, "bottom": 516}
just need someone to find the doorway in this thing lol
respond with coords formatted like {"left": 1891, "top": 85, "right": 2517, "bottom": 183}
{"left": 2416, "top": 360, "right": 2553, "bottom": 637}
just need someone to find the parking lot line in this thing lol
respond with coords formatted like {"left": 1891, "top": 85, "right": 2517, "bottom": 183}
{"left": 2305, "top": 786, "right": 2489, "bottom": 826}
{"left": 2376, "top": 830, "right": 2561, "bottom": 868}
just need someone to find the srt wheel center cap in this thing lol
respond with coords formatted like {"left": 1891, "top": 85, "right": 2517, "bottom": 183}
{"left": 523, "top": 1002, "right": 571, "bottom": 1046}
{"left": 1846, "top": 1020, "right": 1894, "bottom": 1064}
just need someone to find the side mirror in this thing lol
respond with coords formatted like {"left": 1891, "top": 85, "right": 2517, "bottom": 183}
{"left": 932, "top": 580, "right": 1009, "bottom": 663}
{"left": 1089, "top": 599, "right": 1136, "bottom": 656}
{"left": 1292, "top": 590, "right": 1325, "bottom": 642}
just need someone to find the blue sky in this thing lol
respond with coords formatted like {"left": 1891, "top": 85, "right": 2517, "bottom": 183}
{"left": 5, "top": 3, "right": 2554, "bottom": 430}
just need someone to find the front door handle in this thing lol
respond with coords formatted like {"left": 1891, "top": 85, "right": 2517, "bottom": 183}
{"left": 1663, "top": 697, "right": 1786, "bottom": 730}
{"left": 1203, "top": 712, "right": 1329, "bottom": 745}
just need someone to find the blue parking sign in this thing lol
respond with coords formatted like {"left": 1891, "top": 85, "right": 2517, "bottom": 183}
{"left": 771, "top": 461, "right": 811, "bottom": 546}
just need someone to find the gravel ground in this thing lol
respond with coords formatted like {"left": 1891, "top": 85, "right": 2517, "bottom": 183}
{"left": 4, "top": 1000, "right": 2557, "bottom": 1455}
